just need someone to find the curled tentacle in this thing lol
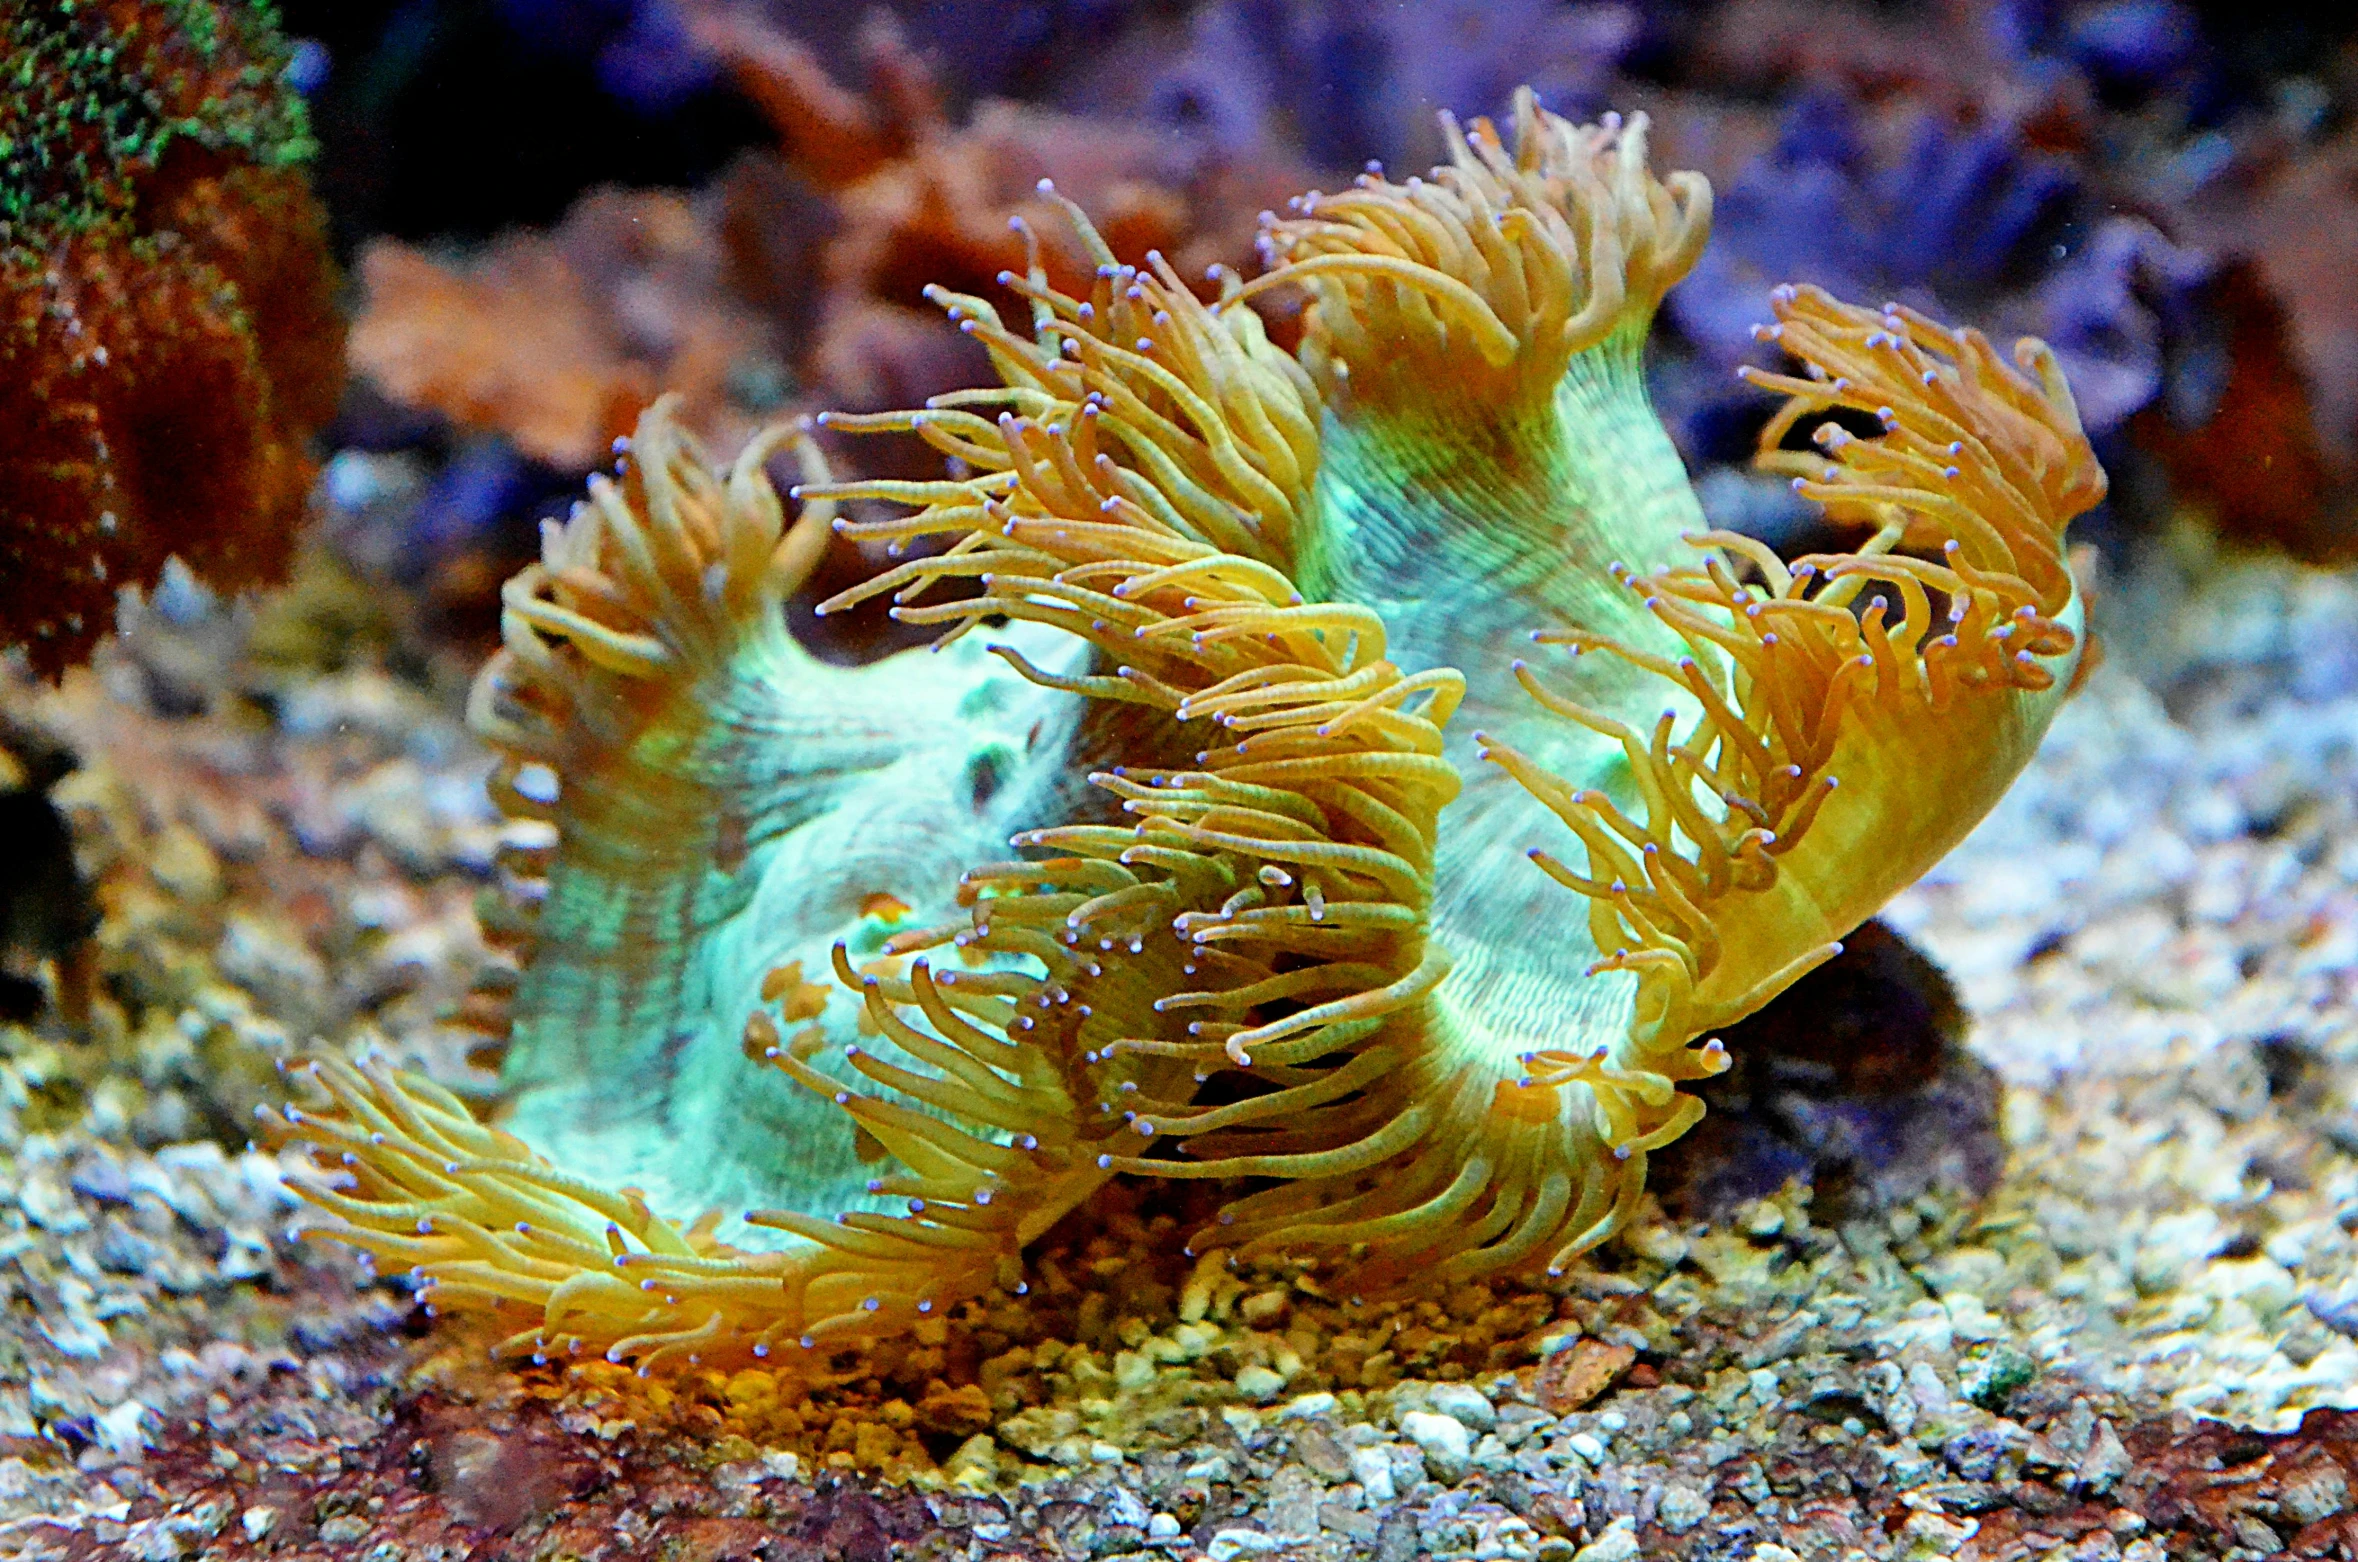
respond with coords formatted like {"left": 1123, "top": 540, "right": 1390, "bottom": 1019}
{"left": 1491, "top": 282, "right": 2103, "bottom": 1127}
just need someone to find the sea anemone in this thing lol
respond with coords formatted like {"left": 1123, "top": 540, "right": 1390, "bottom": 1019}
{"left": 268, "top": 90, "right": 2104, "bottom": 1374}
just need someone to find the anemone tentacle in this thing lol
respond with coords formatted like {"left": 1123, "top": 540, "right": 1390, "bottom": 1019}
{"left": 1241, "top": 91, "right": 1709, "bottom": 417}
{"left": 799, "top": 220, "right": 1468, "bottom": 1268}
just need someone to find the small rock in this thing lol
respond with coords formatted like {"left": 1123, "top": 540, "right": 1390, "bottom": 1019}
{"left": 1113, "top": 1349, "right": 1156, "bottom": 1390}
{"left": 2305, "top": 1290, "right": 2358, "bottom": 1339}
{"left": 1264, "top": 1467, "right": 1321, "bottom": 1540}
{"left": 998, "top": 1405, "right": 1079, "bottom": 1456}
{"left": 94, "top": 1400, "right": 149, "bottom": 1458}
{"left": 2279, "top": 1455, "right": 2353, "bottom": 1525}
{"left": 240, "top": 1507, "right": 277, "bottom": 1541}
{"left": 1399, "top": 1410, "right": 1472, "bottom": 1482}
{"left": 1898, "top": 1509, "right": 1977, "bottom": 1558}
{"left": 1239, "top": 1288, "right": 1291, "bottom": 1327}
{"left": 1428, "top": 1381, "right": 1497, "bottom": 1432}
{"left": 93, "top": 1221, "right": 163, "bottom": 1276}
{"left": 1185, "top": 1450, "right": 1234, "bottom": 1482}
{"left": 1656, "top": 1482, "right": 1710, "bottom": 1533}
{"left": 40, "top": 1311, "right": 109, "bottom": 1360}
{"left": 1207, "top": 1530, "right": 1281, "bottom": 1560}
{"left": 69, "top": 1156, "right": 134, "bottom": 1206}
{"left": 1572, "top": 1515, "right": 1641, "bottom": 1562}
{"left": 1495, "top": 1402, "right": 1554, "bottom": 1447}
{"left": 1348, "top": 1445, "right": 1397, "bottom": 1501}
{"left": 15, "top": 1168, "right": 90, "bottom": 1234}
{"left": 1147, "top": 1513, "right": 1182, "bottom": 1539}
{"left": 1531, "top": 1340, "right": 1635, "bottom": 1413}
{"left": 317, "top": 1515, "right": 370, "bottom": 1545}
{"left": 1958, "top": 1343, "right": 2037, "bottom": 1409}
{"left": 1321, "top": 1500, "right": 1381, "bottom": 1542}
{"left": 2051, "top": 1397, "right": 2096, "bottom": 1458}
{"left": 2072, "top": 1420, "right": 2131, "bottom": 1495}
{"left": 1941, "top": 1422, "right": 2017, "bottom": 1482}
{"left": 124, "top": 1516, "right": 206, "bottom": 1562}
{"left": 1292, "top": 1424, "right": 1353, "bottom": 1482}
{"left": 942, "top": 1433, "right": 999, "bottom": 1484}
{"left": 1234, "top": 1365, "right": 1285, "bottom": 1403}
{"left": 1906, "top": 1361, "right": 1953, "bottom": 1415}
{"left": 2230, "top": 1516, "right": 2284, "bottom": 1553}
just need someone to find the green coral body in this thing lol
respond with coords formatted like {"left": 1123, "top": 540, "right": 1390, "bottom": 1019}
{"left": 499, "top": 609, "right": 1096, "bottom": 1242}
{"left": 1303, "top": 314, "right": 1709, "bottom": 1091}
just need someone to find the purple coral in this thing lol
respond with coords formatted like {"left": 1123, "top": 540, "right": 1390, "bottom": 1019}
{"left": 1663, "top": 85, "right": 2204, "bottom": 461}
{"left": 1082, "top": 0, "right": 1644, "bottom": 175}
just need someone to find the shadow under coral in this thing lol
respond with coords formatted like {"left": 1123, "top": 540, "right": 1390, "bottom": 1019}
{"left": 1649, "top": 919, "right": 2004, "bottom": 1229}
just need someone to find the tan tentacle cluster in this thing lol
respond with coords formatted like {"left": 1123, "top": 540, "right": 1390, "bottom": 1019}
{"left": 266, "top": 404, "right": 908, "bottom": 1372}
{"left": 802, "top": 215, "right": 1475, "bottom": 1274}
{"left": 471, "top": 399, "right": 835, "bottom": 761}
{"left": 1746, "top": 284, "right": 2104, "bottom": 617}
{"left": 818, "top": 190, "right": 1321, "bottom": 575}
{"left": 741, "top": 941, "right": 1100, "bottom": 1346}
{"left": 1488, "top": 282, "right": 2104, "bottom": 1098}
{"left": 455, "top": 398, "right": 836, "bottom": 1051}
{"left": 1241, "top": 87, "right": 1710, "bottom": 412}
{"left": 260, "top": 1059, "right": 806, "bottom": 1371}
{"left": 263, "top": 1048, "right": 1018, "bottom": 1370}
{"left": 1166, "top": 977, "right": 1660, "bottom": 1286}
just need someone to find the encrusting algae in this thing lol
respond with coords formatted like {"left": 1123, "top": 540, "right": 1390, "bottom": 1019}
{"left": 266, "top": 90, "right": 2106, "bottom": 1378}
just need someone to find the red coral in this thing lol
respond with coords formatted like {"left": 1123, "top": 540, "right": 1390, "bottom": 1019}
{"left": 2137, "top": 265, "right": 2344, "bottom": 559}
{"left": 0, "top": 169, "right": 343, "bottom": 679}
{"left": 0, "top": 3, "right": 345, "bottom": 679}
{"left": 698, "top": 11, "right": 1294, "bottom": 317}
{"left": 2243, "top": 133, "right": 2358, "bottom": 474}
{"left": 2162, "top": 128, "right": 2358, "bottom": 558}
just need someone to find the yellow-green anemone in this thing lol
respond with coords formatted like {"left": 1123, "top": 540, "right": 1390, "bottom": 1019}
{"left": 267, "top": 90, "right": 2104, "bottom": 1375}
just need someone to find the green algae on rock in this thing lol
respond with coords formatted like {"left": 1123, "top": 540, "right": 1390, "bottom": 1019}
{"left": 268, "top": 91, "right": 2106, "bottom": 1374}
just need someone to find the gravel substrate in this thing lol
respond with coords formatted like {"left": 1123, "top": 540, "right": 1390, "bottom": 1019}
{"left": 1, "top": 527, "right": 2353, "bottom": 1561}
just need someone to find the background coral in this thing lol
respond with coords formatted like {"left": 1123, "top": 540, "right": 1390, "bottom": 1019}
{"left": 0, "top": 0, "right": 347, "bottom": 678}
{"left": 348, "top": 186, "right": 784, "bottom": 473}
{"left": 345, "top": 10, "right": 1304, "bottom": 470}
{"left": 300, "top": 0, "right": 2358, "bottom": 647}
